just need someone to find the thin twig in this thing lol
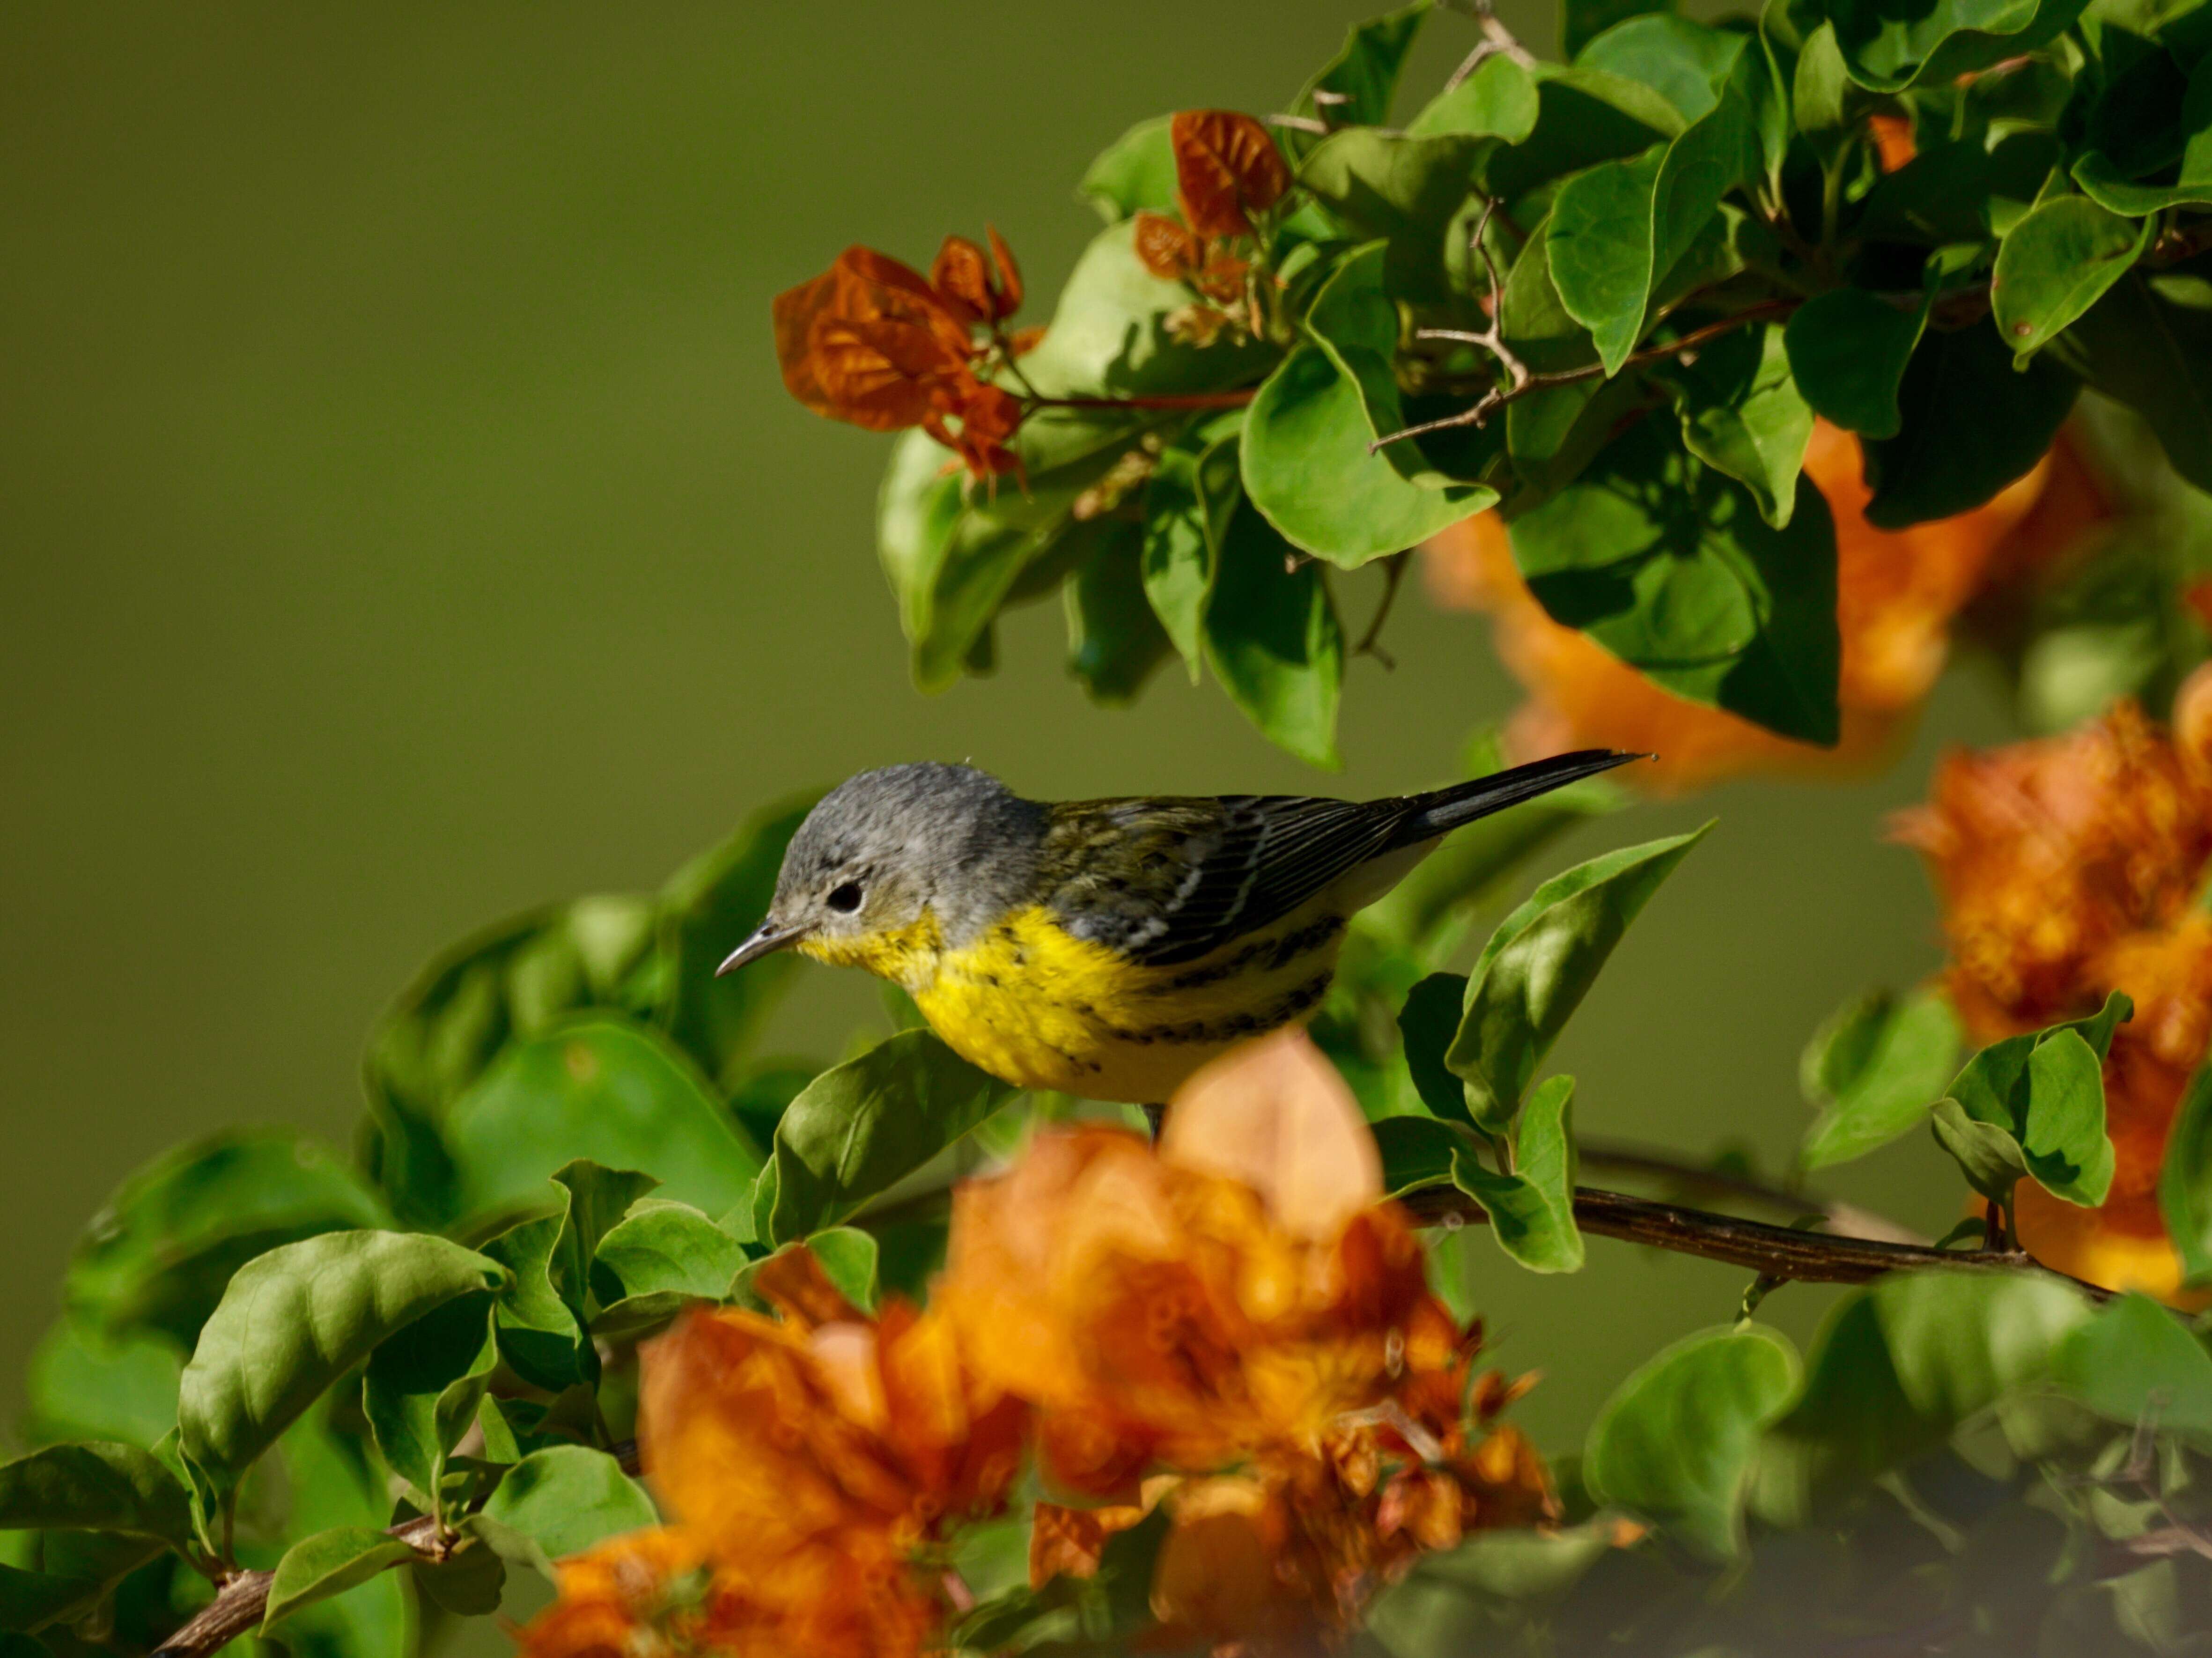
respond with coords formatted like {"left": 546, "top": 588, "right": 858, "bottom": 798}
{"left": 1352, "top": 551, "right": 1411, "bottom": 669}
{"left": 1576, "top": 1138, "right": 1928, "bottom": 1246}
{"left": 1401, "top": 1182, "right": 2111, "bottom": 1298}
{"left": 1266, "top": 114, "right": 1332, "bottom": 136}
{"left": 1376, "top": 299, "right": 1799, "bottom": 452}
{"left": 1443, "top": 0, "right": 1538, "bottom": 86}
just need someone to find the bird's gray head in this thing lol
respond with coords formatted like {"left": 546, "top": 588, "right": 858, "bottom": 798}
{"left": 715, "top": 762, "right": 1046, "bottom": 977}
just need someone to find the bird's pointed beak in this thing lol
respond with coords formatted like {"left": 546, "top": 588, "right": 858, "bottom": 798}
{"left": 716, "top": 919, "right": 809, "bottom": 976}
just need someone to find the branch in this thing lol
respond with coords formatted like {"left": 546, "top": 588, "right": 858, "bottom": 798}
{"left": 1400, "top": 1181, "right": 2112, "bottom": 1298}
{"left": 1351, "top": 550, "right": 1412, "bottom": 668}
{"left": 1577, "top": 1138, "right": 1928, "bottom": 1246}
{"left": 1443, "top": 0, "right": 1538, "bottom": 88}
{"left": 153, "top": 1445, "right": 646, "bottom": 1658}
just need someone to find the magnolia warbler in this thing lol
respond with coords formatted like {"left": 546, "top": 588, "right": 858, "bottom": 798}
{"left": 716, "top": 751, "right": 1641, "bottom": 1105}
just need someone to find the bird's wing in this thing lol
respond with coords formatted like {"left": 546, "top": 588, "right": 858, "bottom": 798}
{"left": 1042, "top": 794, "right": 1405, "bottom": 966}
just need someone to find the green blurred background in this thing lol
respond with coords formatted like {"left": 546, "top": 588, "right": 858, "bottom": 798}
{"left": 0, "top": 1, "right": 2014, "bottom": 1450}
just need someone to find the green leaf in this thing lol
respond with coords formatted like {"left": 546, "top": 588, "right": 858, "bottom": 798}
{"left": 0, "top": 1543, "right": 160, "bottom": 1635}
{"left": 1286, "top": 0, "right": 1431, "bottom": 156}
{"left": 64, "top": 1130, "right": 388, "bottom": 1349}
{"left": 1751, "top": 1270, "right": 2093, "bottom": 1521}
{"left": 1406, "top": 54, "right": 1540, "bottom": 141}
{"left": 1662, "top": 322, "right": 1814, "bottom": 528}
{"left": 2050, "top": 1292, "right": 2212, "bottom": 1444}
{"left": 1783, "top": 288, "right": 1928, "bottom": 438}
{"left": 1371, "top": 1114, "right": 1475, "bottom": 1197}
{"left": 1202, "top": 500, "right": 1345, "bottom": 768}
{"left": 1863, "top": 319, "right": 2080, "bottom": 527}
{"left": 1506, "top": 417, "right": 1842, "bottom": 744}
{"left": 0, "top": 1445, "right": 192, "bottom": 1552}
{"left": 1993, "top": 195, "right": 2156, "bottom": 361}
{"left": 1140, "top": 433, "right": 1239, "bottom": 681}
{"left": 1241, "top": 346, "right": 1490, "bottom": 567}
{"left": 1065, "top": 518, "right": 1172, "bottom": 707}
{"left": 22, "top": 1322, "right": 180, "bottom": 1451}
{"left": 806, "top": 1228, "right": 881, "bottom": 1315}
{"left": 1799, "top": 988, "right": 1962, "bottom": 1170}
{"left": 479, "top": 1447, "right": 657, "bottom": 1569}
{"left": 1586, "top": 1324, "right": 1800, "bottom": 1557}
{"left": 1398, "top": 972, "right": 1473, "bottom": 1119}
{"left": 1936, "top": 994, "right": 2128, "bottom": 1206}
{"left": 1299, "top": 130, "right": 1489, "bottom": 304}
{"left": 1484, "top": 66, "right": 1685, "bottom": 207}
{"left": 443, "top": 1015, "right": 762, "bottom": 1225}
{"left": 480, "top": 1215, "right": 587, "bottom": 1395}
{"left": 362, "top": 1292, "right": 497, "bottom": 1514}
{"left": 262, "top": 1529, "right": 415, "bottom": 1633}
{"left": 2071, "top": 52, "right": 2212, "bottom": 212}
{"left": 411, "top": 1540, "right": 506, "bottom": 1617}
{"left": 2048, "top": 262, "right": 2212, "bottom": 493}
{"left": 2160, "top": 1064, "right": 2212, "bottom": 1284}
{"left": 1827, "top": 0, "right": 2093, "bottom": 92}
{"left": 588, "top": 1201, "right": 749, "bottom": 1337}
{"left": 1858, "top": 133, "right": 2062, "bottom": 245}
{"left": 1577, "top": 14, "right": 1752, "bottom": 122}
{"left": 1449, "top": 1075, "right": 1585, "bottom": 1271}
{"left": 1078, "top": 115, "right": 1176, "bottom": 221}
{"left": 656, "top": 793, "right": 818, "bottom": 1089}
{"left": 1566, "top": 0, "right": 1674, "bottom": 59}
{"left": 764, "top": 1030, "right": 1014, "bottom": 1245}
{"left": 177, "top": 1231, "right": 501, "bottom": 1490}
{"left": 1446, "top": 827, "right": 1710, "bottom": 1129}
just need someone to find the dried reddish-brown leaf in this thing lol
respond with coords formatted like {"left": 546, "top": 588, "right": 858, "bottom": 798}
{"left": 1133, "top": 210, "right": 1202, "bottom": 281}
{"left": 1172, "top": 110, "right": 1290, "bottom": 238}
{"left": 772, "top": 270, "right": 841, "bottom": 417}
{"left": 986, "top": 224, "right": 1024, "bottom": 316}
{"left": 929, "top": 227, "right": 1025, "bottom": 327}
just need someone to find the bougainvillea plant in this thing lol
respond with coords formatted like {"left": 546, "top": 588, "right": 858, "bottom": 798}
{"left": 12, "top": 2, "right": 2212, "bottom": 1657}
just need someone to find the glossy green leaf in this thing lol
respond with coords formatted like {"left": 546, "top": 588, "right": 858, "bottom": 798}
{"left": 262, "top": 1529, "right": 415, "bottom": 1633}
{"left": 1577, "top": 14, "right": 1752, "bottom": 122}
{"left": 1586, "top": 1324, "right": 1800, "bottom": 1557}
{"left": 1241, "top": 346, "right": 1490, "bottom": 567}
{"left": 64, "top": 1130, "right": 388, "bottom": 1349}
{"left": 1799, "top": 988, "right": 1962, "bottom": 1170}
{"left": 1065, "top": 518, "right": 1172, "bottom": 707}
{"left": 443, "top": 1015, "right": 760, "bottom": 1224}
{"left": 588, "top": 1201, "right": 749, "bottom": 1336}
{"left": 2160, "top": 1064, "right": 2212, "bottom": 1284}
{"left": 1507, "top": 417, "right": 1842, "bottom": 744}
{"left": 1285, "top": 0, "right": 1430, "bottom": 155}
{"left": 1565, "top": 0, "right": 1674, "bottom": 58}
{"left": 1450, "top": 1075, "right": 1585, "bottom": 1271}
{"left": 1931, "top": 1097, "right": 2034, "bottom": 1201}
{"left": 1140, "top": 433, "right": 1239, "bottom": 681}
{"left": 1751, "top": 1269, "right": 2092, "bottom": 1522}
{"left": 177, "top": 1231, "right": 501, "bottom": 1489}
{"left": 362, "top": 1291, "right": 497, "bottom": 1514}
{"left": 1993, "top": 195, "right": 2155, "bottom": 361}
{"left": 266, "top": 1409, "right": 412, "bottom": 1658}
{"left": 1662, "top": 322, "right": 1814, "bottom": 528}
{"left": 1827, "top": 0, "right": 2092, "bottom": 92}
{"left": 1406, "top": 54, "right": 1539, "bottom": 141}
{"left": 1937, "top": 994, "right": 2127, "bottom": 1206}
{"left": 479, "top": 1446, "right": 657, "bottom": 1570}
{"left": 22, "top": 1322, "right": 181, "bottom": 1451}
{"left": 1447, "top": 826, "right": 1710, "bottom": 1129}
{"left": 1202, "top": 500, "right": 1344, "bottom": 768}
{"left": 0, "top": 1444, "right": 192, "bottom": 1551}
{"left": 1299, "top": 130, "right": 1489, "bottom": 303}
{"left": 763, "top": 1029, "right": 1014, "bottom": 1245}
{"left": 1783, "top": 288, "right": 1927, "bottom": 438}
{"left": 1398, "top": 972, "right": 1473, "bottom": 1119}
{"left": 655, "top": 793, "right": 818, "bottom": 1088}
{"left": 2050, "top": 1291, "right": 2212, "bottom": 1443}
{"left": 481, "top": 1213, "right": 586, "bottom": 1394}
{"left": 1864, "top": 319, "right": 2081, "bottom": 527}
{"left": 807, "top": 1228, "right": 882, "bottom": 1314}
{"left": 1077, "top": 115, "right": 1176, "bottom": 221}
{"left": 1371, "top": 1114, "right": 1475, "bottom": 1197}
{"left": 2049, "top": 262, "right": 2212, "bottom": 493}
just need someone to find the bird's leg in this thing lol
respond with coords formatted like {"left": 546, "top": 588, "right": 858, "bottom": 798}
{"left": 1142, "top": 1102, "right": 1166, "bottom": 1142}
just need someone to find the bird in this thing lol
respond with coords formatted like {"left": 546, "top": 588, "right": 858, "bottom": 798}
{"left": 715, "top": 751, "right": 1643, "bottom": 1106}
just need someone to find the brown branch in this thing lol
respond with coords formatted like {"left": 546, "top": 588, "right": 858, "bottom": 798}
{"left": 1376, "top": 299, "right": 1799, "bottom": 452}
{"left": 1401, "top": 1181, "right": 2111, "bottom": 1298}
{"left": 153, "top": 1444, "right": 646, "bottom": 1657}
{"left": 1576, "top": 1138, "right": 1928, "bottom": 1246}
{"left": 1351, "top": 550, "right": 1411, "bottom": 668}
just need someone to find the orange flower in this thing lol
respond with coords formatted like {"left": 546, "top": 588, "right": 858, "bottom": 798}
{"left": 939, "top": 1031, "right": 1555, "bottom": 1640}
{"left": 772, "top": 235, "right": 1034, "bottom": 478}
{"left": 1895, "top": 685, "right": 2212, "bottom": 1301}
{"left": 1425, "top": 420, "right": 2111, "bottom": 791}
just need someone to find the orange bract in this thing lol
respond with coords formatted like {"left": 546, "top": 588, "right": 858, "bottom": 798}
{"left": 1897, "top": 685, "right": 2212, "bottom": 1301}
{"left": 1424, "top": 420, "right": 2111, "bottom": 791}
{"left": 1171, "top": 109, "right": 1290, "bottom": 238}
{"left": 772, "top": 236, "right": 1035, "bottom": 478}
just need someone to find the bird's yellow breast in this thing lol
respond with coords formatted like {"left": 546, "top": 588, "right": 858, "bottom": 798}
{"left": 904, "top": 897, "right": 1354, "bottom": 1104}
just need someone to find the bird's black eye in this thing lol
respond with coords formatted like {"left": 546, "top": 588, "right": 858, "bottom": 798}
{"left": 827, "top": 881, "right": 864, "bottom": 914}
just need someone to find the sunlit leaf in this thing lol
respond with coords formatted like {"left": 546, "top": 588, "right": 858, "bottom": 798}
{"left": 1992, "top": 195, "right": 2154, "bottom": 361}
{"left": 478, "top": 1447, "right": 657, "bottom": 1573}
{"left": 1827, "top": 0, "right": 2092, "bottom": 92}
{"left": 1661, "top": 322, "right": 1814, "bottom": 528}
{"left": 262, "top": 1529, "right": 415, "bottom": 1633}
{"left": 1449, "top": 1075, "right": 1585, "bottom": 1271}
{"left": 1078, "top": 116, "right": 1177, "bottom": 222}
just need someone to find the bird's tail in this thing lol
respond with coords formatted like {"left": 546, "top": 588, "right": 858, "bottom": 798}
{"left": 1389, "top": 749, "right": 1648, "bottom": 847}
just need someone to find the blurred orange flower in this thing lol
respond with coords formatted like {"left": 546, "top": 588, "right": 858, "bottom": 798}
{"left": 1425, "top": 420, "right": 2112, "bottom": 791}
{"left": 773, "top": 235, "right": 1033, "bottom": 478}
{"left": 940, "top": 1030, "right": 1555, "bottom": 1640}
{"left": 1895, "top": 685, "right": 2212, "bottom": 1301}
